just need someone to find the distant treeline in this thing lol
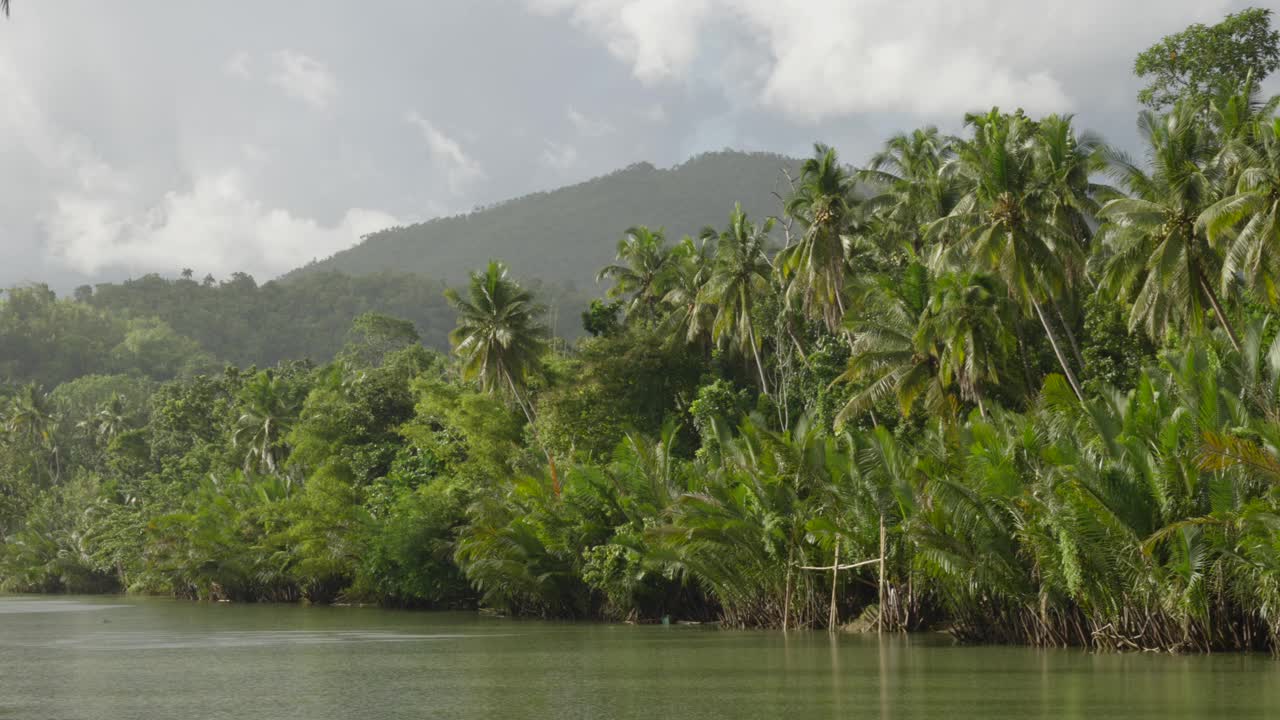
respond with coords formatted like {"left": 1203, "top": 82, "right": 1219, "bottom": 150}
{"left": 0, "top": 271, "right": 594, "bottom": 388}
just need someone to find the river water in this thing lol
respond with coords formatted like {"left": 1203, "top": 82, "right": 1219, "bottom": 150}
{"left": 2, "top": 595, "right": 1278, "bottom": 719}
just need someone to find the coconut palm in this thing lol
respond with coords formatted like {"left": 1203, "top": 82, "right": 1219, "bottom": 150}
{"left": 77, "top": 394, "right": 132, "bottom": 446}
{"left": 836, "top": 264, "right": 949, "bottom": 423}
{"left": 5, "top": 384, "right": 56, "bottom": 449}
{"left": 5, "top": 384, "right": 62, "bottom": 481}
{"left": 232, "top": 371, "right": 301, "bottom": 476}
{"left": 445, "top": 260, "right": 548, "bottom": 417}
{"left": 836, "top": 264, "right": 1013, "bottom": 423}
{"left": 1034, "top": 114, "right": 1108, "bottom": 285}
{"left": 927, "top": 271, "right": 1019, "bottom": 415}
{"left": 930, "top": 109, "right": 1087, "bottom": 398}
{"left": 702, "top": 204, "right": 777, "bottom": 394}
{"left": 596, "top": 226, "right": 678, "bottom": 323}
{"left": 859, "top": 127, "right": 957, "bottom": 255}
{"left": 659, "top": 234, "right": 716, "bottom": 350}
{"left": 1099, "top": 103, "right": 1241, "bottom": 351}
{"left": 780, "top": 144, "right": 859, "bottom": 331}
{"left": 1208, "top": 71, "right": 1280, "bottom": 149}
{"left": 1201, "top": 117, "right": 1280, "bottom": 303}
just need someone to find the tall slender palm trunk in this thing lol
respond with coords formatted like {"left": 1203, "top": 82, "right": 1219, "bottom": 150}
{"left": 1050, "top": 298, "right": 1085, "bottom": 368}
{"left": 504, "top": 369, "right": 561, "bottom": 494}
{"left": 1031, "top": 298, "right": 1084, "bottom": 400}
{"left": 747, "top": 325, "right": 771, "bottom": 396}
{"left": 1198, "top": 273, "right": 1242, "bottom": 352}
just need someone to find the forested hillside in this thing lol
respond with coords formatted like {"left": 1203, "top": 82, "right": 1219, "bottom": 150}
{"left": 0, "top": 270, "right": 591, "bottom": 382}
{"left": 289, "top": 151, "right": 801, "bottom": 284}
{"left": 80, "top": 271, "right": 455, "bottom": 363}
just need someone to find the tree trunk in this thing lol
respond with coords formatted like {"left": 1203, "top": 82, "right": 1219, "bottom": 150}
{"left": 786, "top": 323, "right": 809, "bottom": 364}
{"left": 1031, "top": 298, "right": 1084, "bottom": 400}
{"left": 748, "top": 324, "right": 771, "bottom": 396}
{"left": 1050, "top": 298, "right": 1085, "bottom": 369}
{"left": 505, "top": 370, "right": 560, "bottom": 494}
{"left": 504, "top": 370, "right": 537, "bottom": 426}
{"left": 1198, "top": 273, "right": 1242, "bottom": 352}
{"left": 1012, "top": 319, "right": 1036, "bottom": 392}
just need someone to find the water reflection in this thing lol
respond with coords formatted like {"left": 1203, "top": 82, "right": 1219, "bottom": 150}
{"left": 2, "top": 595, "right": 1278, "bottom": 720}
{"left": 0, "top": 598, "right": 128, "bottom": 614}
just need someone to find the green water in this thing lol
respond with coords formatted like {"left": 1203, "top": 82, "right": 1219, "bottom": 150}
{"left": 2, "top": 596, "right": 1278, "bottom": 719}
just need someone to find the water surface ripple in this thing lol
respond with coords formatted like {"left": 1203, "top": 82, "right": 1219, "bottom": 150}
{"left": 2, "top": 595, "right": 1277, "bottom": 719}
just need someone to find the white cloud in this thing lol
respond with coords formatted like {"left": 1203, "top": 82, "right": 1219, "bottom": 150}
{"left": 224, "top": 50, "right": 252, "bottom": 79}
{"left": 530, "top": 0, "right": 713, "bottom": 84}
{"left": 406, "top": 111, "right": 486, "bottom": 194}
{"left": 45, "top": 170, "right": 401, "bottom": 278}
{"left": 540, "top": 141, "right": 579, "bottom": 169}
{"left": 0, "top": 0, "right": 1255, "bottom": 291}
{"left": 0, "top": 52, "right": 402, "bottom": 282}
{"left": 269, "top": 50, "right": 338, "bottom": 109}
{"left": 566, "top": 106, "right": 616, "bottom": 136}
{"left": 528, "top": 0, "right": 1237, "bottom": 120}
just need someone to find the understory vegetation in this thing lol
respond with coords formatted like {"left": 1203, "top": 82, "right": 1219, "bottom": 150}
{"left": 7, "top": 9, "right": 1280, "bottom": 654}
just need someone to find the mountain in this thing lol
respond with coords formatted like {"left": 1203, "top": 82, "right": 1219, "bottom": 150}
{"left": 286, "top": 151, "right": 802, "bottom": 286}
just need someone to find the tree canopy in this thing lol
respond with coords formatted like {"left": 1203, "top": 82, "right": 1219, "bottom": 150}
{"left": 1135, "top": 7, "right": 1280, "bottom": 109}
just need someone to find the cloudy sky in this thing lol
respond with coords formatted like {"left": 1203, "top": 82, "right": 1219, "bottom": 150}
{"left": 0, "top": 0, "right": 1270, "bottom": 290}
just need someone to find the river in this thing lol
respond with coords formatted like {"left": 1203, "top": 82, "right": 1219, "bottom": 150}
{"left": 2, "top": 595, "right": 1278, "bottom": 719}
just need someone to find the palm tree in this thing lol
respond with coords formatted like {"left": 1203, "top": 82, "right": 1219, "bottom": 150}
{"left": 5, "top": 384, "right": 61, "bottom": 482}
{"left": 929, "top": 109, "right": 1087, "bottom": 398}
{"left": 1099, "top": 103, "right": 1241, "bottom": 351}
{"left": 445, "top": 260, "right": 548, "bottom": 420}
{"left": 659, "top": 234, "right": 716, "bottom": 350}
{"left": 859, "top": 127, "right": 956, "bottom": 255}
{"left": 1201, "top": 117, "right": 1280, "bottom": 304}
{"left": 5, "top": 384, "right": 56, "bottom": 447}
{"left": 1034, "top": 115, "right": 1106, "bottom": 253}
{"left": 780, "top": 144, "right": 859, "bottom": 331}
{"left": 77, "top": 394, "right": 131, "bottom": 446}
{"left": 596, "top": 226, "right": 678, "bottom": 324}
{"left": 837, "top": 263, "right": 1016, "bottom": 424}
{"left": 1207, "top": 71, "right": 1280, "bottom": 150}
{"left": 232, "top": 371, "right": 301, "bottom": 475}
{"left": 702, "top": 204, "right": 776, "bottom": 394}
{"left": 927, "top": 272, "right": 1018, "bottom": 416}
{"left": 837, "top": 265, "right": 941, "bottom": 423}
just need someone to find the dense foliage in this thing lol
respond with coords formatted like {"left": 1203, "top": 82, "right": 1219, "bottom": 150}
{"left": 8, "top": 10, "right": 1280, "bottom": 655}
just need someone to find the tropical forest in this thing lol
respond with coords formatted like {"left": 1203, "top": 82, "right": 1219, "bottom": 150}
{"left": 8, "top": 8, "right": 1280, "bottom": 660}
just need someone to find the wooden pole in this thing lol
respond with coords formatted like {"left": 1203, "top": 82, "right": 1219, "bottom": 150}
{"left": 783, "top": 546, "right": 793, "bottom": 633}
{"left": 828, "top": 538, "right": 840, "bottom": 632}
{"left": 878, "top": 514, "right": 886, "bottom": 634}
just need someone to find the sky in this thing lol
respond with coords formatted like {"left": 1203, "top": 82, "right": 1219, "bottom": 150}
{"left": 0, "top": 0, "right": 1272, "bottom": 290}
